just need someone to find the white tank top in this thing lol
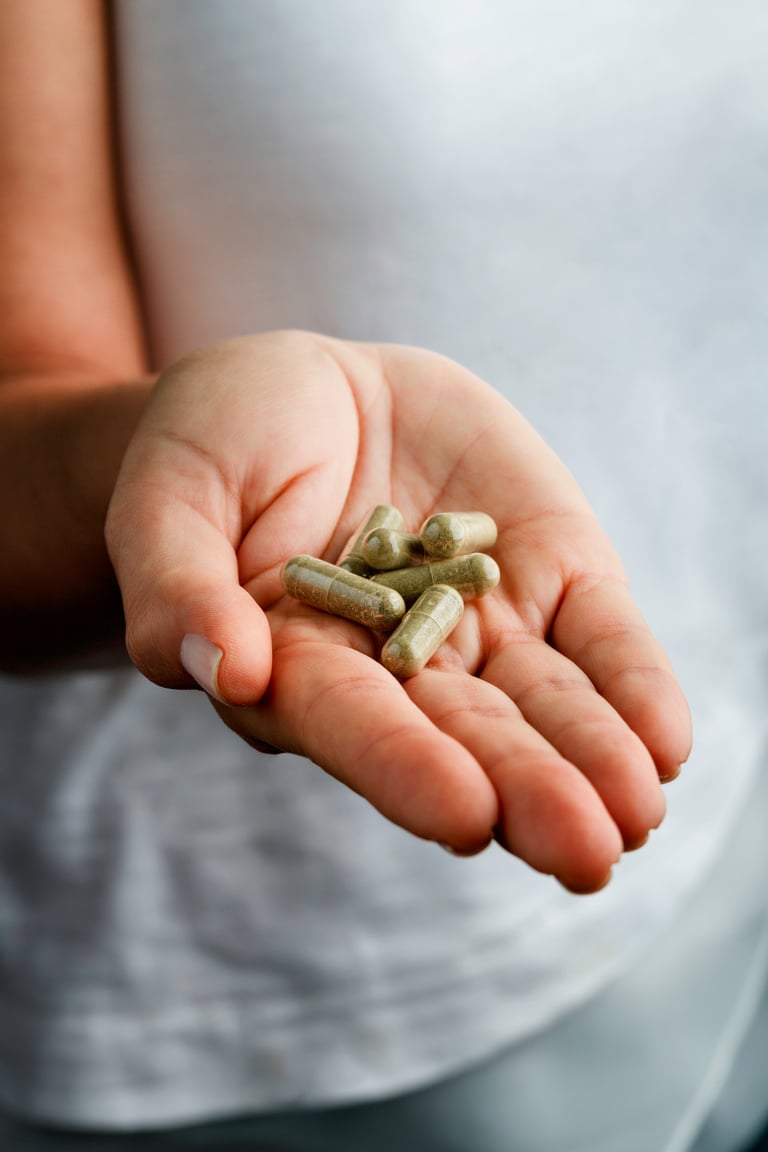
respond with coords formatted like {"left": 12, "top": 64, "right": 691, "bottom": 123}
{"left": 0, "top": 0, "right": 766, "bottom": 1134}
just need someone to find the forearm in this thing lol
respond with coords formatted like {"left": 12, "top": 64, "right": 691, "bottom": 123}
{"left": 0, "top": 371, "right": 153, "bottom": 672}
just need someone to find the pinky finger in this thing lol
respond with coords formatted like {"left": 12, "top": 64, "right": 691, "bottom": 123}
{"left": 551, "top": 573, "right": 692, "bottom": 780}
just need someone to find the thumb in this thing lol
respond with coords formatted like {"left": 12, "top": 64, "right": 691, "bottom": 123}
{"left": 107, "top": 502, "right": 273, "bottom": 707}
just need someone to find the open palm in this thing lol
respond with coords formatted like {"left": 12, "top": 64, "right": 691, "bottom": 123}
{"left": 107, "top": 331, "right": 690, "bottom": 892}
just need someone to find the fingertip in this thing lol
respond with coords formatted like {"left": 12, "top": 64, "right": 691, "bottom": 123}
{"left": 654, "top": 710, "right": 691, "bottom": 782}
{"left": 493, "top": 760, "right": 623, "bottom": 893}
{"left": 493, "top": 819, "right": 619, "bottom": 894}
{"left": 399, "top": 736, "right": 499, "bottom": 851}
{"left": 438, "top": 837, "right": 494, "bottom": 858}
{"left": 559, "top": 867, "right": 614, "bottom": 896}
{"left": 186, "top": 592, "right": 273, "bottom": 706}
{"left": 612, "top": 750, "right": 666, "bottom": 850}
{"left": 652, "top": 727, "right": 692, "bottom": 784}
{"left": 179, "top": 630, "right": 272, "bottom": 706}
{"left": 612, "top": 672, "right": 693, "bottom": 786}
{"left": 127, "top": 574, "right": 273, "bottom": 703}
{"left": 554, "top": 821, "right": 622, "bottom": 892}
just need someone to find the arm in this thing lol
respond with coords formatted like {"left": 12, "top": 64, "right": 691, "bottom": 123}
{"left": 0, "top": 2, "right": 691, "bottom": 888}
{"left": 0, "top": 0, "right": 151, "bottom": 670}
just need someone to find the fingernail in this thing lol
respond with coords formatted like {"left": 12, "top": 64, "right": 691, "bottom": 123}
{"left": 180, "top": 634, "right": 226, "bottom": 703}
{"left": 659, "top": 765, "right": 682, "bottom": 783}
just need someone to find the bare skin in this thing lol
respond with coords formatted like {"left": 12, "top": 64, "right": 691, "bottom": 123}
{"left": 107, "top": 332, "right": 691, "bottom": 892}
{"left": 0, "top": 0, "right": 149, "bottom": 666}
{"left": 2, "top": 2, "right": 691, "bottom": 892}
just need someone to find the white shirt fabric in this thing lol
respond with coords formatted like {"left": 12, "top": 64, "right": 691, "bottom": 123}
{"left": 0, "top": 2, "right": 766, "bottom": 1145}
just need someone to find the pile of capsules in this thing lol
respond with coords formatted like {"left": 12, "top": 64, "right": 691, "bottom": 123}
{"left": 280, "top": 505, "right": 500, "bottom": 678}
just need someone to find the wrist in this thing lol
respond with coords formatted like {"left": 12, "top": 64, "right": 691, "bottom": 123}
{"left": 0, "top": 373, "right": 154, "bottom": 670}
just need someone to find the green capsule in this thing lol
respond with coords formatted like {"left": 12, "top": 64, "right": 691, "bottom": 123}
{"left": 381, "top": 585, "right": 464, "bottom": 678}
{"left": 361, "top": 528, "right": 425, "bottom": 571}
{"left": 281, "top": 555, "right": 406, "bottom": 630}
{"left": 420, "top": 511, "right": 498, "bottom": 558}
{"left": 372, "top": 552, "right": 500, "bottom": 605}
{"left": 339, "top": 504, "right": 405, "bottom": 576}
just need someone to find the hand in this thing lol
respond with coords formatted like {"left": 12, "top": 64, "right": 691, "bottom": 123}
{"left": 106, "top": 331, "right": 691, "bottom": 892}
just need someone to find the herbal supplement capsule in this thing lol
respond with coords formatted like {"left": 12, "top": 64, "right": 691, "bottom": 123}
{"left": 339, "top": 504, "right": 405, "bottom": 576}
{"left": 372, "top": 552, "right": 500, "bottom": 605}
{"left": 420, "top": 511, "right": 498, "bottom": 558}
{"left": 281, "top": 556, "right": 406, "bottom": 630}
{"left": 381, "top": 585, "right": 464, "bottom": 678}
{"left": 361, "top": 528, "right": 425, "bottom": 571}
